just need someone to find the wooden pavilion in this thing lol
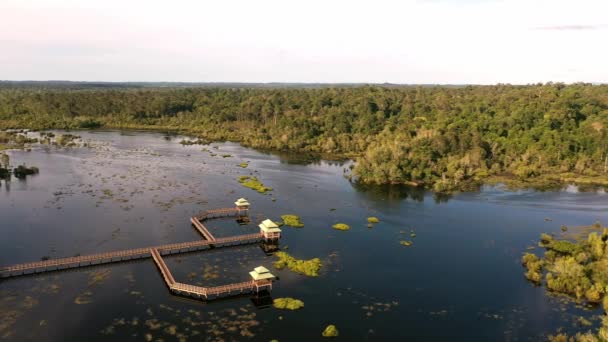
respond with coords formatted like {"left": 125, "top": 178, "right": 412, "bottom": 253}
{"left": 259, "top": 219, "right": 281, "bottom": 241}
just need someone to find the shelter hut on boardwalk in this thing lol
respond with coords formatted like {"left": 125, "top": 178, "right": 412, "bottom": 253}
{"left": 234, "top": 198, "right": 251, "bottom": 214}
{"left": 259, "top": 219, "right": 281, "bottom": 241}
{"left": 249, "top": 266, "right": 275, "bottom": 292}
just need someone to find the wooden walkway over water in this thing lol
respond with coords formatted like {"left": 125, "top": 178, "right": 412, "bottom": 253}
{"left": 0, "top": 205, "right": 275, "bottom": 300}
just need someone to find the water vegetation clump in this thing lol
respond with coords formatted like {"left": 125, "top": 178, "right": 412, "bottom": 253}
{"left": 367, "top": 217, "right": 380, "bottom": 223}
{"left": 281, "top": 215, "right": 304, "bottom": 228}
{"left": 238, "top": 162, "right": 249, "bottom": 168}
{"left": 273, "top": 251, "right": 322, "bottom": 277}
{"left": 523, "top": 224, "right": 608, "bottom": 305}
{"left": 400, "top": 240, "right": 413, "bottom": 247}
{"left": 332, "top": 223, "right": 350, "bottom": 231}
{"left": 13, "top": 165, "right": 39, "bottom": 179}
{"left": 179, "top": 138, "right": 209, "bottom": 145}
{"left": 55, "top": 134, "right": 80, "bottom": 146}
{"left": 322, "top": 325, "right": 339, "bottom": 337}
{"left": 273, "top": 298, "right": 304, "bottom": 310}
{"left": 237, "top": 175, "right": 272, "bottom": 193}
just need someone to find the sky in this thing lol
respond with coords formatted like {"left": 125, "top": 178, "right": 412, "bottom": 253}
{"left": 0, "top": 0, "right": 606, "bottom": 84}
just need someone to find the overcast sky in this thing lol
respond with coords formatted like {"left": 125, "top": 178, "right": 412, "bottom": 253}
{"left": 0, "top": 0, "right": 606, "bottom": 84}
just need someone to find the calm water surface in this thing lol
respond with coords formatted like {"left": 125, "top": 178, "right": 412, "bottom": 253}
{"left": 1, "top": 130, "right": 607, "bottom": 341}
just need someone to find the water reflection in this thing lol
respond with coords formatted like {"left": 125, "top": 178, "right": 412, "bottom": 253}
{"left": 351, "top": 182, "right": 427, "bottom": 202}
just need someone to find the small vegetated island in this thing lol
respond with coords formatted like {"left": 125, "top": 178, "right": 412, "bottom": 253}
{"left": 2, "top": 83, "right": 608, "bottom": 192}
{"left": 332, "top": 223, "right": 350, "bottom": 231}
{"left": 367, "top": 217, "right": 380, "bottom": 223}
{"left": 281, "top": 214, "right": 304, "bottom": 228}
{"left": 273, "top": 251, "right": 322, "bottom": 277}
{"left": 522, "top": 222, "right": 608, "bottom": 340}
{"left": 273, "top": 297, "right": 304, "bottom": 310}
{"left": 237, "top": 175, "right": 272, "bottom": 194}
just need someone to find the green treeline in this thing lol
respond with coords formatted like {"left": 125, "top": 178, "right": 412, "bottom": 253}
{"left": 1, "top": 83, "right": 607, "bottom": 190}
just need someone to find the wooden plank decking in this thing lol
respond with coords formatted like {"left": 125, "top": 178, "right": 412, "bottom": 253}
{"left": 190, "top": 217, "right": 216, "bottom": 241}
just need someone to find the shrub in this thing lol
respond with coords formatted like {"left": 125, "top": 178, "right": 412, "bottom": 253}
{"left": 585, "top": 283, "right": 604, "bottom": 303}
{"left": 547, "top": 240, "right": 579, "bottom": 255}
{"left": 588, "top": 232, "right": 604, "bottom": 259}
{"left": 525, "top": 270, "right": 542, "bottom": 284}
{"left": 521, "top": 253, "right": 539, "bottom": 266}
{"left": 540, "top": 233, "right": 553, "bottom": 245}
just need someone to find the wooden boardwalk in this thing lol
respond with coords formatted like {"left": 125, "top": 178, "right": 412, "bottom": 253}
{"left": 0, "top": 206, "right": 275, "bottom": 300}
{"left": 190, "top": 217, "right": 216, "bottom": 241}
{"left": 150, "top": 244, "right": 269, "bottom": 299}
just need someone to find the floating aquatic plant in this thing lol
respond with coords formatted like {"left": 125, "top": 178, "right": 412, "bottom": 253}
{"left": 273, "top": 251, "right": 321, "bottom": 277}
{"left": 322, "top": 325, "right": 339, "bottom": 337}
{"left": 400, "top": 240, "right": 413, "bottom": 247}
{"left": 332, "top": 223, "right": 350, "bottom": 231}
{"left": 281, "top": 215, "right": 304, "bottom": 228}
{"left": 367, "top": 217, "right": 380, "bottom": 223}
{"left": 273, "top": 298, "right": 304, "bottom": 310}
{"left": 237, "top": 176, "right": 272, "bottom": 193}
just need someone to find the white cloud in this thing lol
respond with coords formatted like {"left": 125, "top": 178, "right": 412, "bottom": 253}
{"left": 0, "top": 0, "right": 606, "bottom": 83}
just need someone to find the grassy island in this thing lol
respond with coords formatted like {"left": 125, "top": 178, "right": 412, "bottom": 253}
{"left": 332, "top": 223, "right": 350, "bottom": 231}
{"left": 237, "top": 175, "right": 272, "bottom": 193}
{"left": 281, "top": 215, "right": 304, "bottom": 228}
{"left": 273, "top": 298, "right": 304, "bottom": 310}
{"left": 273, "top": 251, "right": 322, "bottom": 277}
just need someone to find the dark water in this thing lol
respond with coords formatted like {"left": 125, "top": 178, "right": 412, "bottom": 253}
{"left": 1, "top": 130, "right": 607, "bottom": 341}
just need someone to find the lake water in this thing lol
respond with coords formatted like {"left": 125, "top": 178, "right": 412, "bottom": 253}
{"left": 1, "top": 130, "right": 607, "bottom": 341}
